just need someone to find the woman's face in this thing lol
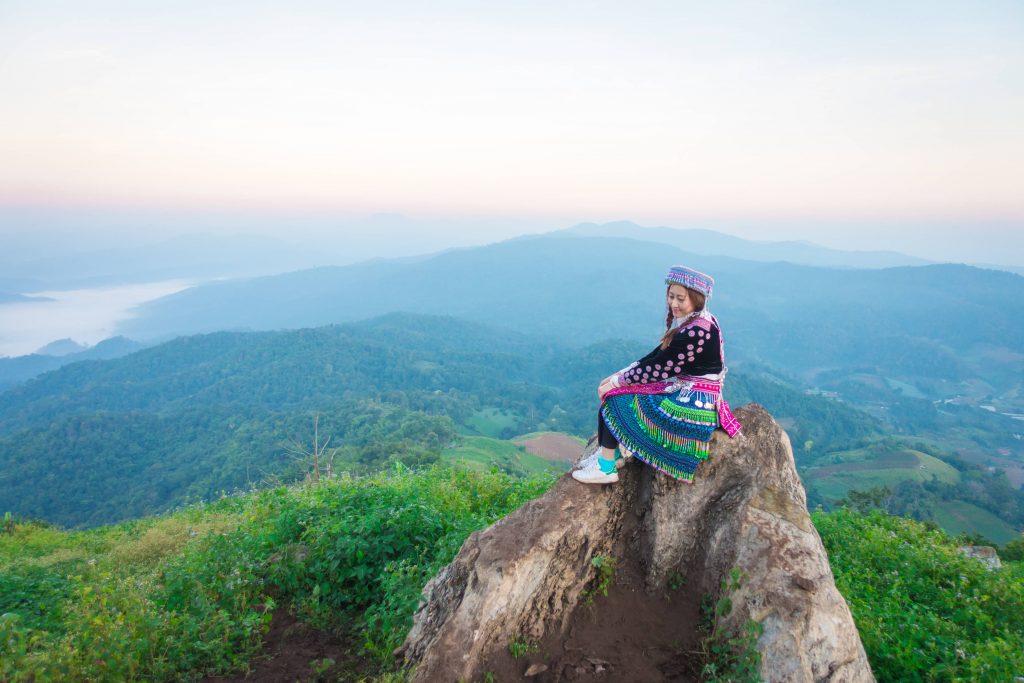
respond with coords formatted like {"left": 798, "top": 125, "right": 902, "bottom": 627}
{"left": 668, "top": 284, "right": 695, "bottom": 318}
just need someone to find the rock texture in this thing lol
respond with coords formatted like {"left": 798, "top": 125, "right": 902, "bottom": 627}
{"left": 959, "top": 545, "right": 1002, "bottom": 570}
{"left": 398, "top": 404, "right": 875, "bottom": 682}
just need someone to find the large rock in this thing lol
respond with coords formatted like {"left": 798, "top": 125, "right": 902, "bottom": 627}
{"left": 958, "top": 545, "right": 1002, "bottom": 570}
{"left": 398, "top": 405, "right": 874, "bottom": 682}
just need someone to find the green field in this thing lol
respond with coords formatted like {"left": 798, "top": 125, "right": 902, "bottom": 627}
{"left": 511, "top": 430, "right": 586, "bottom": 445}
{"left": 802, "top": 446, "right": 1024, "bottom": 543}
{"left": 885, "top": 378, "right": 927, "bottom": 399}
{"left": 930, "top": 500, "right": 1021, "bottom": 546}
{"left": 805, "top": 448, "right": 961, "bottom": 502}
{"left": 464, "top": 408, "right": 520, "bottom": 438}
{"left": 806, "top": 448, "right": 958, "bottom": 501}
{"left": 442, "top": 436, "right": 569, "bottom": 476}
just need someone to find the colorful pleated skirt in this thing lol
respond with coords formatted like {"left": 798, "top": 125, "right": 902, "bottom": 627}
{"left": 600, "top": 380, "right": 729, "bottom": 482}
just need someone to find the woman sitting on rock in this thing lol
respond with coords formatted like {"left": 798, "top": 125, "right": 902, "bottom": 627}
{"left": 572, "top": 265, "right": 742, "bottom": 485}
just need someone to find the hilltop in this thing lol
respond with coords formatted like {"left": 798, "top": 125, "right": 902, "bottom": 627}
{"left": 2, "top": 422, "right": 1023, "bottom": 682}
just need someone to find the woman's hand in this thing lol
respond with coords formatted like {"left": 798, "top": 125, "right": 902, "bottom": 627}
{"left": 598, "top": 379, "right": 613, "bottom": 401}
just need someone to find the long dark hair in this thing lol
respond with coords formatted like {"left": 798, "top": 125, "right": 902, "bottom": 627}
{"left": 659, "top": 286, "right": 707, "bottom": 349}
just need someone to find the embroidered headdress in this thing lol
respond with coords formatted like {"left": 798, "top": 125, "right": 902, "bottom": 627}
{"left": 665, "top": 265, "right": 714, "bottom": 299}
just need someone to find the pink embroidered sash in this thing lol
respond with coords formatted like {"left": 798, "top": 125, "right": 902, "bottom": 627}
{"left": 604, "top": 376, "right": 742, "bottom": 438}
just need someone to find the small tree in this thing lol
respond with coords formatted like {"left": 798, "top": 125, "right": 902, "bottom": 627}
{"left": 839, "top": 486, "right": 891, "bottom": 514}
{"left": 1001, "top": 534, "right": 1024, "bottom": 562}
{"left": 285, "top": 413, "right": 338, "bottom": 484}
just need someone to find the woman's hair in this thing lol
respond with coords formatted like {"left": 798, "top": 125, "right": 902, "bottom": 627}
{"left": 659, "top": 286, "right": 707, "bottom": 349}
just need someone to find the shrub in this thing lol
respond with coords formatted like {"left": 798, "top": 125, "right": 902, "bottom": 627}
{"left": 814, "top": 508, "right": 1024, "bottom": 681}
{"left": 1002, "top": 534, "right": 1024, "bottom": 562}
{"left": 0, "top": 465, "right": 556, "bottom": 680}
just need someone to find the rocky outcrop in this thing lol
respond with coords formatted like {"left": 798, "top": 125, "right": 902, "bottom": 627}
{"left": 959, "top": 545, "right": 1002, "bottom": 570}
{"left": 398, "top": 405, "right": 874, "bottom": 682}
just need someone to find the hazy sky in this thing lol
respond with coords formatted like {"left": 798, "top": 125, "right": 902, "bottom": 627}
{"left": 1, "top": 1, "right": 1022, "bottom": 262}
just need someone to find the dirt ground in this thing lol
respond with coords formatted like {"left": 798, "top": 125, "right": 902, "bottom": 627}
{"left": 477, "top": 508, "right": 706, "bottom": 683}
{"left": 200, "top": 558, "right": 706, "bottom": 683}
{"left": 516, "top": 433, "right": 584, "bottom": 463}
{"left": 201, "top": 609, "right": 377, "bottom": 683}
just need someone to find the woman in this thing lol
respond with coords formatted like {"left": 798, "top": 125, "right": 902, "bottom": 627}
{"left": 572, "top": 265, "right": 742, "bottom": 485}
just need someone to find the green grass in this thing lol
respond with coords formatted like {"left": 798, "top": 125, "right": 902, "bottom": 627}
{"left": 464, "top": 408, "right": 520, "bottom": 438}
{"left": 804, "top": 448, "right": 1023, "bottom": 544}
{"left": 805, "top": 448, "right": 960, "bottom": 502}
{"left": 511, "top": 430, "right": 586, "bottom": 445}
{"left": 0, "top": 466, "right": 557, "bottom": 682}
{"left": 5, "top": 462, "right": 1023, "bottom": 683}
{"left": 930, "top": 500, "right": 1021, "bottom": 546}
{"left": 442, "top": 436, "right": 569, "bottom": 476}
{"left": 0, "top": 511, "right": 241, "bottom": 636}
{"left": 884, "top": 378, "right": 927, "bottom": 399}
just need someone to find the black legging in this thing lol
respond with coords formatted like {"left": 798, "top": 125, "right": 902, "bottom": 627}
{"left": 597, "top": 408, "right": 618, "bottom": 449}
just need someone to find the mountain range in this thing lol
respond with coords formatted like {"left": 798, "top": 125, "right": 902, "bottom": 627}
{"left": 113, "top": 232, "right": 1024, "bottom": 414}
{"left": 3, "top": 223, "right": 1023, "bottom": 534}
{"left": 558, "top": 221, "right": 933, "bottom": 268}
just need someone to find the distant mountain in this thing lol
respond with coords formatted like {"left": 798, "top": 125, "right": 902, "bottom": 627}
{"left": 0, "top": 336, "right": 147, "bottom": 392}
{"left": 115, "top": 234, "right": 1024, "bottom": 409}
{"left": 0, "top": 214, "right": 520, "bottom": 291}
{"left": 558, "top": 221, "right": 932, "bottom": 269}
{"left": 973, "top": 263, "right": 1024, "bottom": 277}
{"left": 0, "top": 233, "right": 325, "bottom": 290}
{"left": 35, "top": 338, "right": 88, "bottom": 356}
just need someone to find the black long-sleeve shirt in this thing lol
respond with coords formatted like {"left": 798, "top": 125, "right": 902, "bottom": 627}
{"left": 616, "top": 318, "right": 723, "bottom": 385}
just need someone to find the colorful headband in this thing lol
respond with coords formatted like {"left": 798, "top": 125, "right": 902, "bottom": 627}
{"left": 665, "top": 265, "right": 714, "bottom": 299}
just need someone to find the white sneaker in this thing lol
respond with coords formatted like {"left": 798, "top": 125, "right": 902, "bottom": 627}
{"left": 571, "top": 459, "right": 619, "bottom": 485}
{"left": 576, "top": 449, "right": 626, "bottom": 471}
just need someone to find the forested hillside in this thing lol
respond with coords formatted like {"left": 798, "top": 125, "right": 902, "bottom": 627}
{"left": 116, "top": 235, "right": 1024, "bottom": 418}
{"left": 1, "top": 314, "right": 883, "bottom": 528}
{"left": 0, "top": 337, "right": 146, "bottom": 392}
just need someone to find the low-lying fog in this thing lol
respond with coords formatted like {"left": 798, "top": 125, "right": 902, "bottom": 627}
{"left": 0, "top": 280, "right": 193, "bottom": 357}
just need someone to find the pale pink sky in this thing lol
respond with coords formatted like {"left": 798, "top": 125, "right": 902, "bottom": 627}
{"left": 1, "top": 1, "right": 1022, "bottom": 262}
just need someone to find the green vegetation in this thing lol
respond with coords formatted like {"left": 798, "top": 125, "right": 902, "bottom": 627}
{"left": 726, "top": 372, "right": 881, "bottom": 458}
{"left": 465, "top": 408, "right": 520, "bottom": 438}
{"left": 930, "top": 500, "right": 1021, "bottom": 546}
{"left": 441, "top": 436, "right": 568, "bottom": 477}
{"left": 0, "top": 400, "right": 460, "bottom": 528}
{"left": 508, "top": 638, "right": 538, "bottom": 659}
{"left": 815, "top": 507, "right": 1024, "bottom": 681}
{"left": 667, "top": 570, "right": 686, "bottom": 591}
{"left": 805, "top": 437, "right": 1024, "bottom": 543}
{"left": 805, "top": 446, "right": 961, "bottom": 502}
{"left": 4, "top": 313, "right": 926, "bottom": 533}
{"left": 698, "top": 567, "right": 763, "bottom": 683}
{"left": 583, "top": 554, "right": 618, "bottom": 604}
{"left": 511, "top": 430, "right": 586, "bottom": 444}
{"left": 0, "top": 466, "right": 556, "bottom": 682}
{"left": 1004, "top": 535, "right": 1024, "bottom": 561}
{"left": 3, "top": 457, "right": 1023, "bottom": 682}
